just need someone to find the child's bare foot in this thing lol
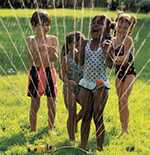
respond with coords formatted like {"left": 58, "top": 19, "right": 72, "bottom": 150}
{"left": 97, "top": 146, "right": 103, "bottom": 152}
{"left": 69, "top": 138, "right": 75, "bottom": 142}
{"left": 69, "top": 140, "right": 76, "bottom": 146}
{"left": 79, "top": 145, "right": 89, "bottom": 153}
{"left": 122, "top": 129, "right": 128, "bottom": 135}
{"left": 79, "top": 144, "right": 87, "bottom": 151}
{"left": 118, "top": 130, "right": 128, "bottom": 138}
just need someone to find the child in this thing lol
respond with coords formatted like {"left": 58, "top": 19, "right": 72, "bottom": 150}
{"left": 26, "top": 10, "right": 59, "bottom": 131}
{"left": 108, "top": 13, "right": 137, "bottom": 135}
{"left": 61, "top": 31, "right": 85, "bottom": 141}
{"left": 78, "top": 15, "right": 114, "bottom": 151}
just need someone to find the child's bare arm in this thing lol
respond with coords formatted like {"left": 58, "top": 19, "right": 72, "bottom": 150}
{"left": 61, "top": 56, "right": 76, "bottom": 87}
{"left": 26, "top": 37, "right": 33, "bottom": 66}
{"left": 74, "top": 48, "right": 80, "bottom": 64}
{"left": 102, "top": 40, "right": 114, "bottom": 69}
{"left": 61, "top": 56, "right": 68, "bottom": 81}
{"left": 47, "top": 37, "right": 59, "bottom": 62}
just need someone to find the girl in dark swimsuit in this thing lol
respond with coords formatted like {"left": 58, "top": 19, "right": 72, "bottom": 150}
{"left": 114, "top": 44, "right": 136, "bottom": 81}
{"left": 107, "top": 13, "right": 137, "bottom": 135}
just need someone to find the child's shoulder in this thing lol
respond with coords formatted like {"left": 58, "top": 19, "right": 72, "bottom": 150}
{"left": 26, "top": 35, "right": 36, "bottom": 43}
{"left": 125, "top": 36, "right": 133, "bottom": 46}
{"left": 46, "top": 35, "right": 58, "bottom": 41}
{"left": 46, "top": 35, "right": 58, "bottom": 45}
{"left": 127, "top": 35, "right": 133, "bottom": 42}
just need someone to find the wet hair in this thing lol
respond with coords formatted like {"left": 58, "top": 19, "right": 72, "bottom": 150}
{"left": 129, "top": 16, "right": 137, "bottom": 34}
{"left": 116, "top": 13, "right": 137, "bottom": 34}
{"left": 104, "top": 18, "right": 115, "bottom": 40}
{"left": 91, "top": 15, "right": 115, "bottom": 40}
{"left": 30, "top": 10, "right": 51, "bottom": 27}
{"left": 115, "top": 11, "right": 124, "bottom": 22}
{"left": 61, "top": 31, "right": 85, "bottom": 57}
{"left": 92, "top": 15, "right": 107, "bottom": 25}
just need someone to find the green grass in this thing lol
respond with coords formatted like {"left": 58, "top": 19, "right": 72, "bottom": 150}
{"left": 0, "top": 8, "right": 116, "bottom": 17}
{"left": 0, "top": 8, "right": 149, "bottom": 18}
{"left": 0, "top": 8, "right": 150, "bottom": 155}
{"left": 0, "top": 74, "right": 150, "bottom": 155}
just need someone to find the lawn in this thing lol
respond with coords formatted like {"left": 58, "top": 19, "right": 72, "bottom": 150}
{"left": 0, "top": 8, "right": 150, "bottom": 155}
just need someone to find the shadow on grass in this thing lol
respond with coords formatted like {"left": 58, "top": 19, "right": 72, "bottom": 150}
{"left": 0, "top": 132, "right": 26, "bottom": 152}
{"left": 87, "top": 127, "right": 119, "bottom": 153}
{"left": 53, "top": 128, "right": 116, "bottom": 155}
{"left": 0, "top": 127, "right": 49, "bottom": 154}
{"left": 28, "top": 127, "right": 49, "bottom": 144}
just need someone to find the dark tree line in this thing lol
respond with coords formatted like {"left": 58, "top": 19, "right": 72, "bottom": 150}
{"left": 0, "top": 0, "right": 51, "bottom": 8}
{"left": 0, "top": 0, "right": 149, "bottom": 12}
{"left": 0, "top": 0, "right": 106, "bottom": 8}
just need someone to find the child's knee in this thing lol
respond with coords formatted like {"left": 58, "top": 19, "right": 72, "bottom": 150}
{"left": 30, "top": 104, "right": 39, "bottom": 114}
{"left": 69, "top": 105, "right": 76, "bottom": 114}
{"left": 82, "top": 109, "right": 92, "bottom": 122}
{"left": 119, "top": 97, "right": 128, "bottom": 107}
{"left": 47, "top": 97, "right": 55, "bottom": 107}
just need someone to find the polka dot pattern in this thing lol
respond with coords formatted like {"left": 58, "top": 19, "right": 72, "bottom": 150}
{"left": 83, "top": 41, "right": 108, "bottom": 83}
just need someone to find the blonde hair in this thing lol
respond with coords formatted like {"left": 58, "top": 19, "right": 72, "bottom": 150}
{"left": 116, "top": 13, "right": 137, "bottom": 35}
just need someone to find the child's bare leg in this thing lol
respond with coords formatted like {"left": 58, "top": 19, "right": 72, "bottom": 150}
{"left": 29, "top": 97, "right": 40, "bottom": 132}
{"left": 47, "top": 97, "right": 56, "bottom": 130}
{"left": 63, "top": 86, "right": 77, "bottom": 140}
{"left": 75, "top": 91, "right": 83, "bottom": 132}
{"left": 80, "top": 89, "right": 93, "bottom": 150}
{"left": 93, "top": 88, "right": 108, "bottom": 151}
{"left": 67, "top": 92, "right": 76, "bottom": 141}
{"left": 75, "top": 109, "right": 83, "bottom": 133}
{"left": 119, "top": 75, "right": 135, "bottom": 134}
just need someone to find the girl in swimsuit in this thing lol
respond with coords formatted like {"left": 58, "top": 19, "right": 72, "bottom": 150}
{"left": 107, "top": 13, "right": 137, "bottom": 135}
{"left": 61, "top": 31, "right": 85, "bottom": 141}
{"left": 78, "top": 15, "right": 114, "bottom": 151}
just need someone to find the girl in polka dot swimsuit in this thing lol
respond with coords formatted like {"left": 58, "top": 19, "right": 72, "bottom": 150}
{"left": 78, "top": 15, "right": 114, "bottom": 151}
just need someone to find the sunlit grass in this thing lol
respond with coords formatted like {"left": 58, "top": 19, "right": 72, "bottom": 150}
{"left": 0, "top": 73, "right": 150, "bottom": 154}
{"left": 0, "top": 8, "right": 149, "bottom": 19}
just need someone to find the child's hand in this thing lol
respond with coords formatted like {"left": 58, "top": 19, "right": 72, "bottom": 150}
{"left": 41, "top": 44, "right": 58, "bottom": 61}
{"left": 63, "top": 79, "right": 76, "bottom": 91}
{"left": 68, "top": 80, "right": 76, "bottom": 91}
{"left": 114, "top": 56, "right": 122, "bottom": 65}
{"left": 71, "top": 48, "right": 79, "bottom": 55}
{"left": 73, "top": 48, "right": 79, "bottom": 53}
{"left": 102, "top": 40, "right": 112, "bottom": 53}
{"left": 68, "top": 80, "right": 76, "bottom": 87}
{"left": 38, "top": 43, "right": 49, "bottom": 52}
